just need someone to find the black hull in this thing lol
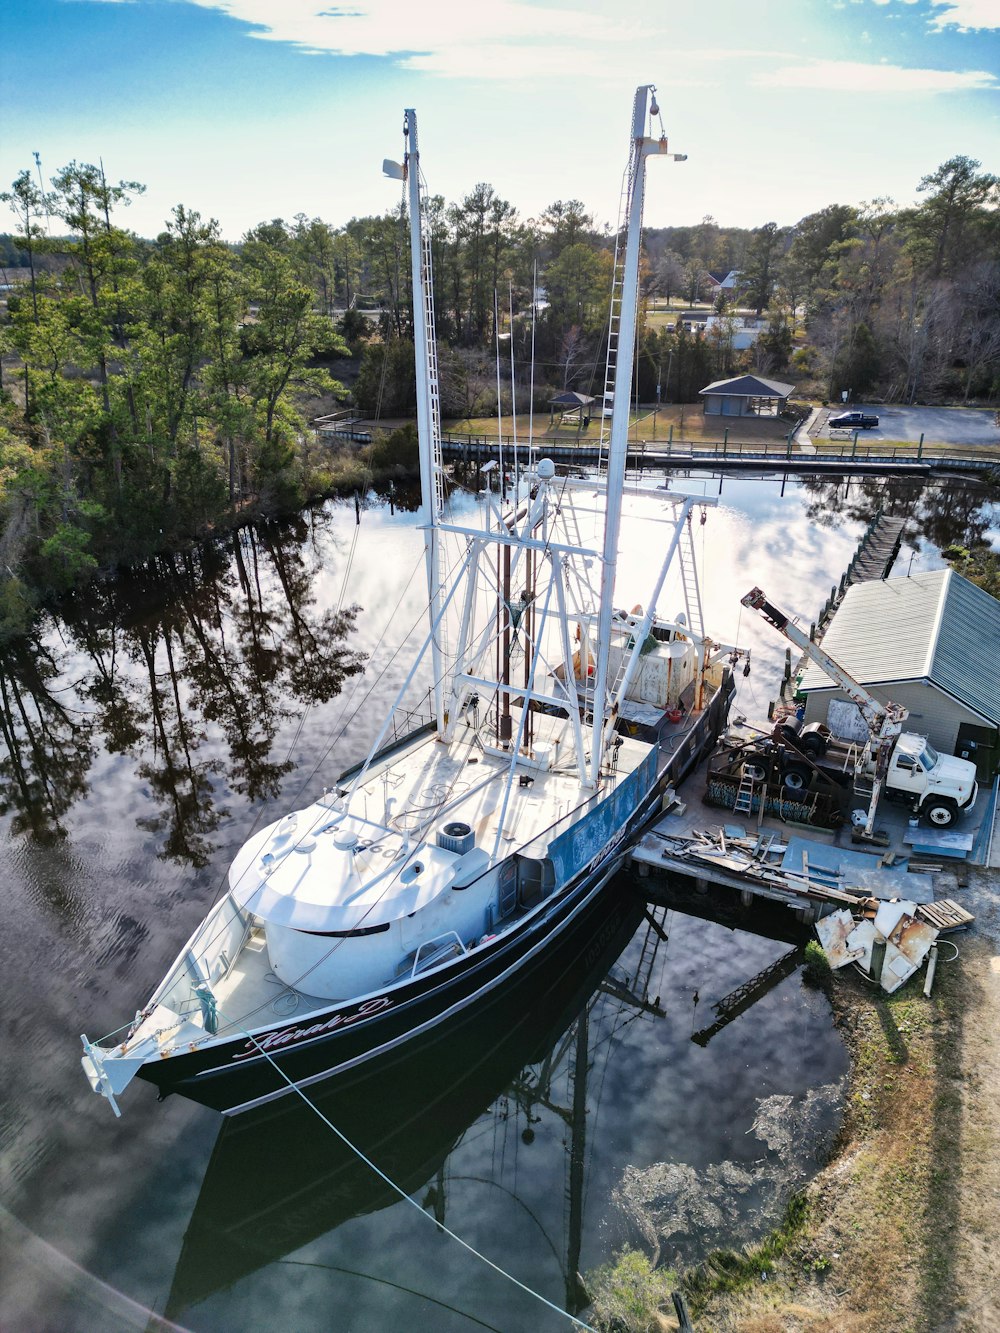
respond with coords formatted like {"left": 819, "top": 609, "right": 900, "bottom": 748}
{"left": 140, "top": 837, "right": 638, "bottom": 1114}
{"left": 164, "top": 884, "right": 645, "bottom": 1315}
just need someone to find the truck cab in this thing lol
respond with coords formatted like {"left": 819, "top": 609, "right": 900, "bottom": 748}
{"left": 880, "top": 733, "right": 978, "bottom": 826}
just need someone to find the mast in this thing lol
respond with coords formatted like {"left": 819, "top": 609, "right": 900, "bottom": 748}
{"left": 402, "top": 110, "right": 446, "bottom": 736}
{"left": 588, "top": 85, "right": 679, "bottom": 787}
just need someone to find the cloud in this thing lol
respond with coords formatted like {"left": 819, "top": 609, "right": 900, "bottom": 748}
{"left": 929, "top": 0, "right": 1000, "bottom": 29}
{"left": 183, "top": 0, "right": 630, "bottom": 76}
{"left": 758, "top": 57, "right": 997, "bottom": 93}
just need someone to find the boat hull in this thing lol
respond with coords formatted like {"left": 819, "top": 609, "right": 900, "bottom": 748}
{"left": 164, "top": 884, "right": 646, "bottom": 1314}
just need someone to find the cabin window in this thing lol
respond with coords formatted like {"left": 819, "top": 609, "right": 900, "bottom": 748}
{"left": 299, "top": 921, "right": 390, "bottom": 938}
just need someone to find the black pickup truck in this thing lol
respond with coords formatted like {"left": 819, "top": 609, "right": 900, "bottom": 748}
{"left": 829, "top": 410, "right": 879, "bottom": 429}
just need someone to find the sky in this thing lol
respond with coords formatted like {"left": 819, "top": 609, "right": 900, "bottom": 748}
{"left": 1, "top": 0, "right": 998, "bottom": 242}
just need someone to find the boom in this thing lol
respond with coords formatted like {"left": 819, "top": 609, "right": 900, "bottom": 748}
{"left": 741, "top": 586, "right": 908, "bottom": 839}
{"left": 740, "top": 587, "right": 907, "bottom": 736}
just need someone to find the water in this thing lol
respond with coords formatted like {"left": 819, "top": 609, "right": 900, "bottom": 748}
{"left": 1, "top": 470, "right": 992, "bottom": 1330}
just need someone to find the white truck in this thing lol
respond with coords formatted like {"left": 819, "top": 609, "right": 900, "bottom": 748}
{"left": 741, "top": 587, "right": 978, "bottom": 836}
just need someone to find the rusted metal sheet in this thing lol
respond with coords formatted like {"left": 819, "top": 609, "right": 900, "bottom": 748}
{"left": 816, "top": 899, "right": 938, "bottom": 993}
{"left": 815, "top": 909, "right": 863, "bottom": 969}
{"left": 843, "top": 919, "right": 877, "bottom": 974}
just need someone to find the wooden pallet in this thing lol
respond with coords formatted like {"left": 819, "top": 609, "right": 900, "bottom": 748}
{"left": 916, "top": 898, "right": 975, "bottom": 932}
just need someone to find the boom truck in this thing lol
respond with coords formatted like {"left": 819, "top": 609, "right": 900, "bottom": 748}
{"left": 741, "top": 587, "right": 978, "bottom": 840}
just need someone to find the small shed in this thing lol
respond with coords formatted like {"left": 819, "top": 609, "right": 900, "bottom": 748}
{"left": 797, "top": 569, "right": 1000, "bottom": 779}
{"left": 699, "top": 374, "right": 794, "bottom": 418}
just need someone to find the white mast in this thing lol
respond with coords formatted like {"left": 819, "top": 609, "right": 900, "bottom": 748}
{"left": 588, "top": 85, "right": 679, "bottom": 787}
{"left": 401, "top": 109, "right": 446, "bottom": 736}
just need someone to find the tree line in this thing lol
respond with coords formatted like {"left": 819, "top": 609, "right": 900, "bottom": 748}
{"left": 1, "top": 154, "right": 998, "bottom": 636}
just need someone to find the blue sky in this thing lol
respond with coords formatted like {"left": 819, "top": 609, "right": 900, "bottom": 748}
{"left": 1, "top": 0, "right": 998, "bottom": 241}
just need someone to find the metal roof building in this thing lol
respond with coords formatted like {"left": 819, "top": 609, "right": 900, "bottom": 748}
{"left": 798, "top": 568, "right": 1000, "bottom": 778}
{"left": 699, "top": 374, "right": 795, "bottom": 418}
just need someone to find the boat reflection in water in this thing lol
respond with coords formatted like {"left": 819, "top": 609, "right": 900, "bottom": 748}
{"left": 166, "top": 882, "right": 649, "bottom": 1320}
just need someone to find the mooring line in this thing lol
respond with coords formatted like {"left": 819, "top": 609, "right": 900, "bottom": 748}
{"left": 217, "top": 1008, "right": 597, "bottom": 1332}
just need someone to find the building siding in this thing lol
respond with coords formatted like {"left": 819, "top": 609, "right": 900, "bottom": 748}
{"left": 801, "top": 680, "right": 989, "bottom": 757}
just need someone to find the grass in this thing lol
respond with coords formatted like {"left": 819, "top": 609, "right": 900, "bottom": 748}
{"left": 445, "top": 406, "right": 794, "bottom": 446}
{"left": 684, "top": 1193, "right": 812, "bottom": 1310}
{"left": 667, "top": 962, "right": 967, "bottom": 1332}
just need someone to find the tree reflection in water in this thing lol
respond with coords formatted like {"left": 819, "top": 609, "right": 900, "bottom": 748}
{"left": 0, "top": 509, "right": 365, "bottom": 866}
{"left": 0, "top": 638, "right": 94, "bottom": 841}
{"left": 799, "top": 473, "right": 999, "bottom": 554}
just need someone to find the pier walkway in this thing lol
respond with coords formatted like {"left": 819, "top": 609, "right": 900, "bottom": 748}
{"left": 316, "top": 422, "right": 999, "bottom": 479}
{"left": 805, "top": 509, "right": 906, "bottom": 650}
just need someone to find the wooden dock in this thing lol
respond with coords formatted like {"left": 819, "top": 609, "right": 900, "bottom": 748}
{"left": 812, "top": 509, "right": 905, "bottom": 641}
{"left": 629, "top": 813, "right": 973, "bottom": 934}
{"left": 777, "top": 509, "right": 905, "bottom": 696}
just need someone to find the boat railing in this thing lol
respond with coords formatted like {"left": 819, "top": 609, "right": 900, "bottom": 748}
{"left": 387, "top": 689, "right": 437, "bottom": 745}
{"left": 337, "top": 689, "right": 437, "bottom": 784}
{"left": 402, "top": 931, "right": 467, "bottom": 978}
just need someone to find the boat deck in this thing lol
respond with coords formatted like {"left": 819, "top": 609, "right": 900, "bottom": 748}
{"left": 210, "top": 928, "right": 330, "bottom": 1036}
{"left": 340, "top": 709, "right": 653, "bottom": 862}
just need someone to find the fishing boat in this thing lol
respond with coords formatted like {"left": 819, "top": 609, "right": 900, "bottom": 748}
{"left": 81, "top": 85, "right": 742, "bottom": 1117}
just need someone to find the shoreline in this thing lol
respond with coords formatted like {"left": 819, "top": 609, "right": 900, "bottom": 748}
{"left": 678, "top": 866, "right": 999, "bottom": 1332}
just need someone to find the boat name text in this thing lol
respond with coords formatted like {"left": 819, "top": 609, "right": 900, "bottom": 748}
{"left": 232, "top": 996, "right": 394, "bottom": 1061}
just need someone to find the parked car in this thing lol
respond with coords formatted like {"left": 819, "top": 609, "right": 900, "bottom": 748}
{"left": 829, "top": 410, "right": 879, "bottom": 429}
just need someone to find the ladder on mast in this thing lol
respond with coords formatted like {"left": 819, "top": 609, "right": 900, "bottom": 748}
{"left": 417, "top": 187, "right": 447, "bottom": 524}
{"left": 412, "top": 151, "right": 450, "bottom": 669}
{"left": 598, "top": 178, "right": 631, "bottom": 472}
{"left": 676, "top": 515, "right": 705, "bottom": 642}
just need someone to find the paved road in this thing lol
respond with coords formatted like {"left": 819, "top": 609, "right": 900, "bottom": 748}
{"left": 817, "top": 404, "right": 999, "bottom": 446}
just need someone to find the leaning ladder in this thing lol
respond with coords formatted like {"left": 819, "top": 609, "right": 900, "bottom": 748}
{"left": 733, "top": 769, "right": 756, "bottom": 816}
{"left": 677, "top": 515, "right": 705, "bottom": 642}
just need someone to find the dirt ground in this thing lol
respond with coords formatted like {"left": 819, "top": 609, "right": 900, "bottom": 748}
{"left": 679, "top": 863, "right": 1000, "bottom": 1332}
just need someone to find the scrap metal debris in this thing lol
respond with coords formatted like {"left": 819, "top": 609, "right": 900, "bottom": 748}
{"left": 815, "top": 900, "right": 941, "bottom": 993}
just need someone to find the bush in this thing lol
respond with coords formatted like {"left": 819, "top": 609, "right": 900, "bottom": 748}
{"left": 803, "top": 937, "right": 832, "bottom": 988}
{"left": 586, "top": 1248, "right": 677, "bottom": 1332}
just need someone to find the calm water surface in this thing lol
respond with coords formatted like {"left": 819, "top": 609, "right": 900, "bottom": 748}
{"left": 1, "top": 471, "right": 991, "bottom": 1330}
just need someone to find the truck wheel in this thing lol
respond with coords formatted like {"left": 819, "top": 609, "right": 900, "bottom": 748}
{"left": 782, "top": 764, "right": 810, "bottom": 793}
{"left": 741, "top": 755, "right": 768, "bottom": 783}
{"left": 923, "top": 799, "right": 957, "bottom": 828}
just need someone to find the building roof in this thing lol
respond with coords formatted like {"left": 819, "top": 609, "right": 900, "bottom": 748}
{"left": 699, "top": 375, "right": 795, "bottom": 398}
{"left": 549, "top": 391, "right": 595, "bottom": 406}
{"left": 704, "top": 269, "right": 740, "bottom": 288}
{"left": 798, "top": 568, "right": 1000, "bottom": 725}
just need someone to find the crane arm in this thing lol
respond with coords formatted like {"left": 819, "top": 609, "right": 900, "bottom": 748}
{"left": 740, "top": 587, "right": 907, "bottom": 738}
{"left": 741, "top": 587, "right": 909, "bottom": 842}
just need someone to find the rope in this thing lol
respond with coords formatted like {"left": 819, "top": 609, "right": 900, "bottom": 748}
{"left": 217, "top": 1007, "right": 598, "bottom": 1333}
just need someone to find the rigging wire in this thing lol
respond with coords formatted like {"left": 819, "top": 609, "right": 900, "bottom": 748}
{"left": 218, "top": 1007, "right": 599, "bottom": 1333}
{"left": 277, "top": 1258, "right": 503, "bottom": 1332}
